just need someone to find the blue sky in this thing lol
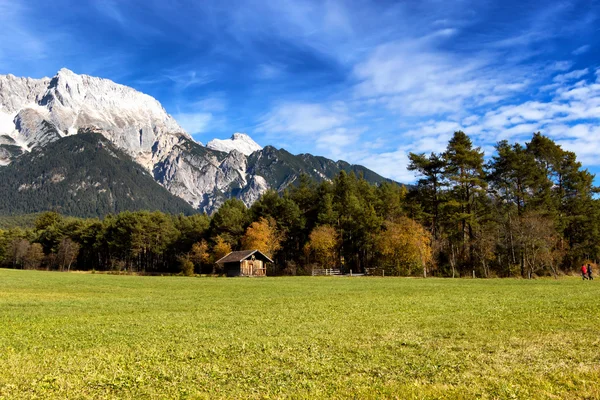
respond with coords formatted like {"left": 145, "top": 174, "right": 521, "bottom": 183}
{"left": 0, "top": 0, "right": 599, "bottom": 182}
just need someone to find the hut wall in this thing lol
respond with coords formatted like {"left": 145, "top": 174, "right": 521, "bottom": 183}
{"left": 241, "top": 260, "right": 265, "bottom": 276}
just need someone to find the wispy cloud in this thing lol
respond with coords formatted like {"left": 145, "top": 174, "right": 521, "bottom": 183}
{"left": 258, "top": 102, "right": 349, "bottom": 136}
{"left": 553, "top": 68, "right": 589, "bottom": 83}
{"left": 405, "top": 70, "right": 600, "bottom": 165}
{"left": 256, "top": 64, "right": 286, "bottom": 80}
{"left": 173, "top": 112, "right": 213, "bottom": 135}
{"left": 2, "top": 0, "right": 599, "bottom": 183}
{"left": 0, "top": 1, "right": 50, "bottom": 66}
{"left": 573, "top": 44, "right": 591, "bottom": 56}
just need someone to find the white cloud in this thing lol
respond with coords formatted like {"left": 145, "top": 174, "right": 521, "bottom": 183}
{"left": 258, "top": 102, "right": 349, "bottom": 135}
{"left": 402, "top": 71, "right": 600, "bottom": 169}
{"left": 316, "top": 128, "right": 359, "bottom": 149}
{"left": 173, "top": 112, "right": 213, "bottom": 134}
{"left": 572, "top": 45, "right": 590, "bottom": 56}
{"left": 404, "top": 121, "right": 462, "bottom": 138}
{"left": 256, "top": 64, "right": 285, "bottom": 80}
{"left": 192, "top": 96, "right": 227, "bottom": 113}
{"left": 352, "top": 148, "right": 415, "bottom": 183}
{"left": 352, "top": 36, "right": 533, "bottom": 118}
{"left": 247, "top": 2, "right": 599, "bottom": 182}
{"left": 553, "top": 68, "right": 589, "bottom": 83}
{"left": 164, "top": 69, "right": 215, "bottom": 90}
{"left": 550, "top": 61, "right": 574, "bottom": 72}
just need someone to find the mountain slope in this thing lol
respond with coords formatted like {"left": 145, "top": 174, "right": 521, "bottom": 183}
{"left": 0, "top": 130, "right": 197, "bottom": 217}
{"left": 0, "top": 69, "right": 397, "bottom": 216}
{"left": 247, "top": 146, "right": 391, "bottom": 190}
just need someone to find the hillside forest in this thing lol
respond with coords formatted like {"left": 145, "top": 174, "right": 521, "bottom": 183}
{"left": 0, "top": 131, "right": 598, "bottom": 278}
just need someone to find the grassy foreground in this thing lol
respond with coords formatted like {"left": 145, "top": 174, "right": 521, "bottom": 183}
{"left": 0, "top": 269, "right": 598, "bottom": 399}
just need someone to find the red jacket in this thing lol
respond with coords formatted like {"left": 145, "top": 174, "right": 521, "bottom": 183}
{"left": 582, "top": 265, "right": 588, "bottom": 273}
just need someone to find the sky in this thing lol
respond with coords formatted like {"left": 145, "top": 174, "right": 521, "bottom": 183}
{"left": 0, "top": 0, "right": 599, "bottom": 183}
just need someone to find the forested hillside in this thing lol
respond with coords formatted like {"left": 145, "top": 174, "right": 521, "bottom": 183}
{"left": 0, "top": 131, "right": 197, "bottom": 217}
{"left": 0, "top": 131, "right": 597, "bottom": 277}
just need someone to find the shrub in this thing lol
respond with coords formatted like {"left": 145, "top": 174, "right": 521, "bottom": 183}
{"left": 178, "top": 255, "right": 195, "bottom": 277}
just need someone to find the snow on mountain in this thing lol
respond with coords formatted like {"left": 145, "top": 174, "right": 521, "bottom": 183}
{"left": 0, "top": 68, "right": 189, "bottom": 163}
{"left": 207, "top": 133, "right": 262, "bottom": 156}
{"left": 0, "top": 68, "right": 389, "bottom": 214}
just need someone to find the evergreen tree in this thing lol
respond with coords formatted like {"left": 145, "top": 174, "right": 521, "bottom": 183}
{"left": 442, "top": 131, "right": 487, "bottom": 273}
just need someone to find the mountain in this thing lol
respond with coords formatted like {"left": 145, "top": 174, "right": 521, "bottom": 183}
{"left": 0, "top": 68, "right": 188, "bottom": 168}
{"left": 0, "top": 69, "right": 393, "bottom": 216}
{"left": 0, "top": 130, "right": 196, "bottom": 217}
{"left": 207, "top": 133, "right": 262, "bottom": 155}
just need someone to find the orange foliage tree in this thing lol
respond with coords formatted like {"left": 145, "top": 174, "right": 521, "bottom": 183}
{"left": 375, "top": 217, "right": 432, "bottom": 276}
{"left": 305, "top": 225, "right": 339, "bottom": 269}
{"left": 213, "top": 235, "right": 232, "bottom": 261}
{"left": 241, "top": 217, "right": 282, "bottom": 258}
{"left": 189, "top": 239, "right": 211, "bottom": 272}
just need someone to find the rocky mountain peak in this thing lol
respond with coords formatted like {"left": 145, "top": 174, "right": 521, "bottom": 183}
{"left": 0, "top": 68, "right": 190, "bottom": 161}
{"left": 0, "top": 68, "right": 390, "bottom": 216}
{"left": 206, "top": 132, "right": 262, "bottom": 156}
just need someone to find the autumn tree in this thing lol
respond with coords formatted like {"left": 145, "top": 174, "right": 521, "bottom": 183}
{"left": 241, "top": 217, "right": 282, "bottom": 258}
{"left": 0, "top": 230, "right": 5, "bottom": 264}
{"left": 375, "top": 217, "right": 432, "bottom": 276}
{"left": 472, "top": 223, "right": 498, "bottom": 278}
{"left": 213, "top": 235, "right": 232, "bottom": 261}
{"left": 188, "top": 239, "right": 211, "bottom": 273}
{"left": 305, "top": 225, "right": 339, "bottom": 269}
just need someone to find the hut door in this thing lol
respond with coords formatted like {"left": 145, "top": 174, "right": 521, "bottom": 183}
{"left": 249, "top": 255, "right": 256, "bottom": 276}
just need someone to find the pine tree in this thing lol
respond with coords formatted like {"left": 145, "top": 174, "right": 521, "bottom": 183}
{"left": 443, "top": 131, "right": 487, "bottom": 273}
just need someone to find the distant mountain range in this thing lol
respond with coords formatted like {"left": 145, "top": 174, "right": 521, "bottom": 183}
{"left": 0, "top": 69, "right": 392, "bottom": 216}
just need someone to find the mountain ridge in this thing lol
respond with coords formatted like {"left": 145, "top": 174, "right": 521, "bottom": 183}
{"left": 0, "top": 69, "right": 395, "bottom": 215}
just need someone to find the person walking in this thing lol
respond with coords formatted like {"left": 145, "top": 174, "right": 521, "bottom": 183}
{"left": 581, "top": 264, "right": 588, "bottom": 280}
{"left": 588, "top": 264, "right": 593, "bottom": 280}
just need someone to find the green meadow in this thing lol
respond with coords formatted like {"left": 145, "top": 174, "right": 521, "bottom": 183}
{"left": 0, "top": 269, "right": 598, "bottom": 399}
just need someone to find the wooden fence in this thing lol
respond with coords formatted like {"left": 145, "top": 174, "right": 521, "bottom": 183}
{"left": 312, "top": 268, "right": 342, "bottom": 276}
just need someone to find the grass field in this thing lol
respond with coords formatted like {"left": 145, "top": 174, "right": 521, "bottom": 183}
{"left": 0, "top": 269, "right": 598, "bottom": 399}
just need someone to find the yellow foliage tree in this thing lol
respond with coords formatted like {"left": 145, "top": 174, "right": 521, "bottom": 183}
{"left": 376, "top": 217, "right": 432, "bottom": 276}
{"left": 189, "top": 239, "right": 211, "bottom": 270}
{"left": 241, "top": 217, "right": 282, "bottom": 258}
{"left": 306, "top": 225, "right": 339, "bottom": 269}
{"left": 213, "top": 235, "right": 232, "bottom": 262}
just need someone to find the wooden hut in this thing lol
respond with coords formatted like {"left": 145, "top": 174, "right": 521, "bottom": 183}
{"left": 215, "top": 250, "right": 273, "bottom": 277}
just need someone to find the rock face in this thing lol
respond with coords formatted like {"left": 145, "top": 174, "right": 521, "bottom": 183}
{"left": 0, "top": 68, "right": 189, "bottom": 166}
{"left": 207, "top": 133, "right": 262, "bottom": 156}
{"left": 0, "top": 69, "right": 391, "bottom": 215}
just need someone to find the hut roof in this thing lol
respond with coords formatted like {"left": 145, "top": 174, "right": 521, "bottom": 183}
{"left": 215, "top": 250, "right": 274, "bottom": 264}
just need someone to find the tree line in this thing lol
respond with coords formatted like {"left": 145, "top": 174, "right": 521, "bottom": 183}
{"left": 407, "top": 131, "right": 598, "bottom": 278}
{"left": 0, "top": 131, "right": 597, "bottom": 277}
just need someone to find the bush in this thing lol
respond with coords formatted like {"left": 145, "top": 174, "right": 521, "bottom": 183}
{"left": 179, "top": 255, "right": 195, "bottom": 277}
{"left": 283, "top": 261, "right": 297, "bottom": 276}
